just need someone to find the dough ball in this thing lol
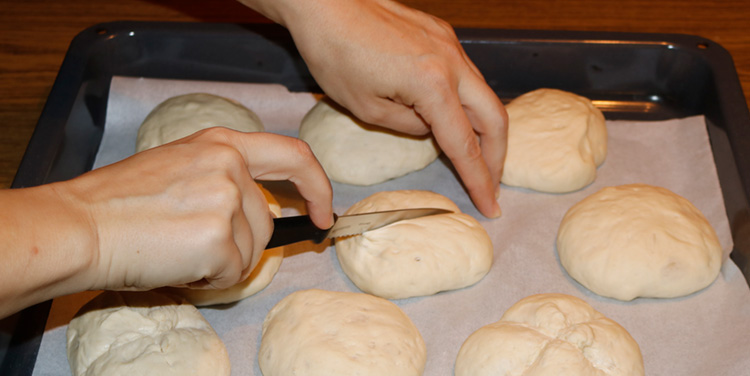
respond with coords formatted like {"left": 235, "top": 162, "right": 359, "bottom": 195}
{"left": 161, "top": 184, "right": 283, "bottom": 306}
{"left": 66, "top": 291, "right": 230, "bottom": 376}
{"left": 335, "top": 190, "right": 493, "bottom": 299}
{"left": 455, "top": 293, "right": 644, "bottom": 376}
{"left": 502, "top": 88, "right": 607, "bottom": 193}
{"left": 259, "top": 289, "right": 426, "bottom": 376}
{"left": 299, "top": 97, "right": 440, "bottom": 186}
{"left": 557, "top": 184, "right": 723, "bottom": 301}
{"left": 136, "top": 93, "right": 264, "bottom": 152}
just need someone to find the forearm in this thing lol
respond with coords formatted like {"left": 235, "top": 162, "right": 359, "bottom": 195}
{"left": 0, "top": 184, "right": 96, "bottom": 318}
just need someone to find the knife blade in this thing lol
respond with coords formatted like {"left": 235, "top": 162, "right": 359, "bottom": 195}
{"left": 265, "top": 207, "right": 452, "bottom": 249}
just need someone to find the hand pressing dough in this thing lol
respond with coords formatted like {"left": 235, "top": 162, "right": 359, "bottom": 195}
{"left": 259, "top": 289, "right": 426, "bottom": 376}
{"left": 136, "top": 92, "right": 264, "bottom": 152}
{"left": 66, "top": 291, "right": 230, "bottom": 376}
{"left": 335, "top": 190, "right": 493, "bottom": 299}
{"left": 298, "top": 97, "right": 440, "bottom": 186}
{"left": 557, "top": 184, "right": 723, "bottom": 301}
{"left": 455, "top": 293, "right": 644, "bottom": 376}
{"left": 160, "top": 184, "right": 284, "bottom": 306}
{"left": 502, "top": 88, "right": 607, "bottom": 193}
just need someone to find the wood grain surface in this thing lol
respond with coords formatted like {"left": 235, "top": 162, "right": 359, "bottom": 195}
{"left": 1, "top": 0, "right": 748, "bottom": 188}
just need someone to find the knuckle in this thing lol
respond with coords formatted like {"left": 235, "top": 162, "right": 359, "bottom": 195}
{"left": 201, "top": 215, "right": 234, "bottom": 245}
{"left": 458, "top": 131, "right": 483, "bottom": 162}
{"left": 212, "top": 179, "right": 243, "bottom": 209}
{"left": 194, "top": 126, "right": 233, "bottom": 141}
{"left": 354, "top": 106, "right": 389, "bottom": 127}
{"left": 417, "top": 59, "right": 453, "bottom": 87}
{"left": 211, "top": 144, "right": 245, "bottom": 168}
{"left": 289, "top": 137, "right": 318, "bottom": 164}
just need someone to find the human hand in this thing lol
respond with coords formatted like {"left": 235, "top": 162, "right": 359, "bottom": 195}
{"left": 242, "top": 0, "right": 508, "bottom": 217}
{"left": 65, "top": 128, "right": 333, "bottom": 291}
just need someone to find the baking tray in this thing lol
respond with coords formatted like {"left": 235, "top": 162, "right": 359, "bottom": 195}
{"left": 2, "top": 21, "right": 749, "bottom": 374}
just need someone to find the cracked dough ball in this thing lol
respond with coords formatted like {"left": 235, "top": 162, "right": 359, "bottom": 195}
{"left": 335, "top": 190, "right": 493, "bottom": 299}
{"left": 455, "top": 293, "right": 644, "bottom": 376}
{"left": 66, "top": 291, "right": 230, "bottom": 376}
{"left": 502, "top": 88, "right": 607, "bottom": 193}
{"left": 557, "top": 184, "right": 723, "bottom": 301}
{"left": 299, "top": 98, "right": 440, "bottom": 186}
{"left": 136, "top": 93, "right": 264, "bottom": 152}
{"left": 259, "top": 289, "right": 426, "bottom": 376}
{"left": 160, "top": 185, "right": 283, "bottom": 306}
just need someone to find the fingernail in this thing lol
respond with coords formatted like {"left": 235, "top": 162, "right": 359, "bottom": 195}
{"left": 491, "top": 203, "right": 502, "bottom": 218}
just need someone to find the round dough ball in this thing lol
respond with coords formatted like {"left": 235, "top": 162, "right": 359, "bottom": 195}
{"left": 557, "top": 184, "right": 723, "bottom": 301}
{"left": 66, "top": 291, "right": 230, "bottom": 376}
{"left": 161, "top": 184, "right": 283, "bottom": 306}
{"left": 455, "top": 293, "right": 644, "bottom": 376}
{"left": 136, "top": 93, "right": 264, "bottom": 152}
{"left": 299, "top": 98, "right": 440, "bottom": 186}
{"left": 502, "top": 88, "right": 607, "bottom": 193}
{"left": 259, "top": 289, "right": 426, "bottom": 376}
{"left": 335, "top": 190, "right": 493, "bottom": 299}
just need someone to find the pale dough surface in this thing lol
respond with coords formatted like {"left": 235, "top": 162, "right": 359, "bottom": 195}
{"left": 335, "top": 190, "right": 493, "bottom": 299}
{"left": 502, "top": 88, "right": 607, "bottom": 193}
{"left": 66, "top": 291, "right": 230, "bottom": 376}
{"left": 161, "top": 185, "right": 284, "bottom": 306}
{"left": 299, "top": 98, "right": 440, "bottom": 186}
{"left": 259, "top": 289, "right": 426, "bottom": 376}
{"left": 557, "top": 184, "right": 723, "bottom": 301}
{"left": 135, "top": 92, "right": 264, "bottom": 152}
{"left": 455, "top": 293, "right": 644, "bottom": 376}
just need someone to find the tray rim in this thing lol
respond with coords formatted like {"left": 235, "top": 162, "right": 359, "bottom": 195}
{"left": 3, "top": 21, "right": 750, "bottom": 375}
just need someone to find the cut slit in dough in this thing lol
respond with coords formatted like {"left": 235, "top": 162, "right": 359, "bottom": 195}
{"left": 455, "top": 293, "right": 644, "bottom": 376}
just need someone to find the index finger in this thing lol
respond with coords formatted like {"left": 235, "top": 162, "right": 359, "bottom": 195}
{"left": 416, "top": 87, "right": 502, "bottom": 218}
{"left": 223, "top": 132, "right": 335, "bottom": 229}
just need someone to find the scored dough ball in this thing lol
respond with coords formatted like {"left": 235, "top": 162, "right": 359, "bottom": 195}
{"left": 136, "top": 93, "right": 264, "bottom": 152}
{"left": 335, "top": 190, "right": 493, "bottom": 299}
{"left": 66, "top": 291, "right": 230, "bottom": 376}
{"left": 557, "top": 184, "right": 723, "bottom": 301}
{"left": 502, "top": 88, "right": 607, "bottom": 193}
{"left": 455, "top": 293, "right": 644, "bottom": 376}
{"left": 299, "top": 97, "right": 440, "bottom": 186}
{"left": 259, "top": 289, "right": 426, "bottom": 376}
{"left": 161, "top": 184, "right": 284, "bottom": 306}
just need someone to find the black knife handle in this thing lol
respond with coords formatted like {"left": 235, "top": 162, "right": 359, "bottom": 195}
{"left": 266, "top": 214, "right": 336, "bottom": 249}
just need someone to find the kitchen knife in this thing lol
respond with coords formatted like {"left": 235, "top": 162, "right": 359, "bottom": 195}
{"left": 266, "top": 207, "right": 452, "bottom": 249}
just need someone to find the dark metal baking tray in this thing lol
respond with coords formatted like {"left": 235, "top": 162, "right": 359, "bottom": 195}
{"left": 2, "top": 21, "right": 749, "bottom": 374}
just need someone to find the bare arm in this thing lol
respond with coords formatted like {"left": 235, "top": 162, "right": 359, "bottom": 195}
{"left": 0, "top": 129, "right": 333, "bottom": 318}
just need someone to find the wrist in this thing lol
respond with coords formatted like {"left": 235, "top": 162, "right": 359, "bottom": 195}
{"left": 0, "top": 182, "right": 99, "bottom": 317}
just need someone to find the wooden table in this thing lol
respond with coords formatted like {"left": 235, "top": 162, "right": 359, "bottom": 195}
{"left": 2, "top": 0, "right": 749, "bottom": 189}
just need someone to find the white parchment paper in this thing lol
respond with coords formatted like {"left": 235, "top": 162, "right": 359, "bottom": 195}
{"left": 33, "top": 77, "right": 750, "bottom": 376}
